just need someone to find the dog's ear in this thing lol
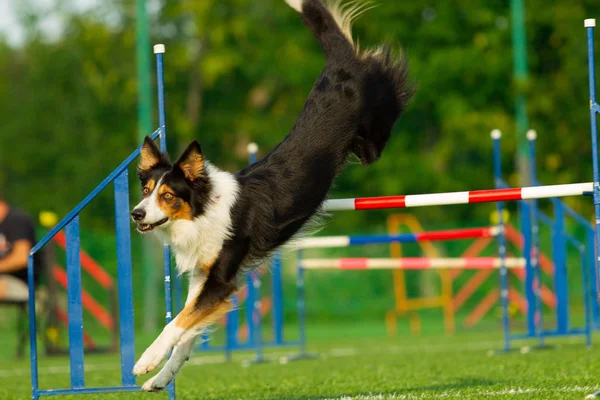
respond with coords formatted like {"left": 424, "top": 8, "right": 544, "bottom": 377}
{"left": 138, "top": 136, "right": 162, "bottom": 173}
{"left": 175, "top": 140, "right": 205, "bottom": 181}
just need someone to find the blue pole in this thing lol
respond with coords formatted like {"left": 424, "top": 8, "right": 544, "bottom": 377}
{"left": 248, "top": 143, "right": 258, "bottom": 165}
{"left": 154, "top": 43, "right": 176, "bottom": 400}
{"left": 521, "top": 202, "right": 536, "bottom": 337}
{"left": 581, "top": 245, "right": 593, "bottom": 347}
{"left": 244, "top": 274, "right": 256, "bottom": 344}
{"left": 27, "top": 254, "right": 39, "bottom": 400}
{"left": 272, "top": 252, "right": 284, "bottom": 344}
{"left": 584, "top": 18, "right": 600, "bottom": 400}
{"left": 586, "top": 19, "right": 600, "bottom": 324}
{"left": 246, "top": 143, "right": 258, "bottom": 350}
{"left": 587, "top": 228, "right": 599, "bottom": 328}
{"left": 252, "top": 272, "right": 264, "bottom": 362}
{"left": 173, "top": 270, "right": 183, "bottom": 315}
{"left": 527, "top": 131, "right": 544, "bottom": 346}
{"left": 279, "top": 250, "right": 309, "bottom": 365}
{"left": 245, "top": 144, "right": 259, "bottom": 351}
{"left": 65, "top": 217, "right": 85, "bottom": 389}
{"left": 224, "top": 300, "right": 237, "bottom": 360}
{"left": 114, "top": 172, "right": 136, "bottom": 387}
{"left": 247, "top": 144, "right": 265, "bottom": 363}
{"left": 297, "top": 250, "right": 307, "bottom": 357}
{"left": 491, "top": 129, "right": 511, "bottom": 352}
{"left": 553, "top": 202, "right": 569, "bottom": 334}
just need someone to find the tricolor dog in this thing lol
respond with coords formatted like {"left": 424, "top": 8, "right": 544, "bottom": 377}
{"left": 131, "top": 0, "right": 413, "bottom": 391}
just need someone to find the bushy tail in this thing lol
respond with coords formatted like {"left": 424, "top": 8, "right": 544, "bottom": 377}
{"left": 285, "top": 0, "right": 415, "bottom": 165}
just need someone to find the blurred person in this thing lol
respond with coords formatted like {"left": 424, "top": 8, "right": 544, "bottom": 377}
{"left": 0, "top": 193, "right": 37, "bottom": 301}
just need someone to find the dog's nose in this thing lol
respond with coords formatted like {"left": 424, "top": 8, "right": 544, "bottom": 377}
{"left": 131, "top": 209, "right": 146, "bottom": 221}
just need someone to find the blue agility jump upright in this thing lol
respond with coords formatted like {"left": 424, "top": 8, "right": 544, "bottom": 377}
{"left": 587, "top": 16, "right": 600, "bottom": 400}
{"left": 492, "top": 130, "right": 594, "bottom": 352}
{"left": 27, "top": 44, "right": 176, "bottom": 399}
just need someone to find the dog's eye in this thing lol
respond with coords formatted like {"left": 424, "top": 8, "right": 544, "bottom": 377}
{"left": 163, "top": 193, "right": 173, "bottom": 201}
{"left": 142, "top": 187, "right": 150, "bottom": 196}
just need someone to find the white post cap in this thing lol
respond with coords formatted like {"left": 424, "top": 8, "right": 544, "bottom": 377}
{"left": 490, "top": 129, "right": 502, "bottom": 139}
{"left": 526, "top": 129, "right": 537, "bottom": 141}
{"left": 247, "top": 142, "right": 259, "bottom": 154}
{"left": 153, "top": 44, "right": 166, "bottom": 54}
{"left": 585, "top": 19, "right": 596, "bottom": 28}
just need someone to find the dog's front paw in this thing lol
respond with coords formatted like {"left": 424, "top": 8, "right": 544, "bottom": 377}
{"left": 133, "top": 343, "right": 171, "bottom": 376}
{"left": 141, "top": 375, "right": 170, "bottom": 392}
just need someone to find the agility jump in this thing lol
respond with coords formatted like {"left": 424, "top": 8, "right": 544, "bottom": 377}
{"left": 323, "top": 182, "right": 593, "bottom": 211}
{"left": 23, "top": 8, "right": 599, "bottom": 400}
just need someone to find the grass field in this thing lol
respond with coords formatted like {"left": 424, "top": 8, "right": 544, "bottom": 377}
{"left": 2, "top": 322, "right": 600, "bottom": 400}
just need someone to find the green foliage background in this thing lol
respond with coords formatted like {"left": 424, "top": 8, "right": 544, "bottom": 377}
{"left": 0, "top": 0, "right": 599, "bottom": 327}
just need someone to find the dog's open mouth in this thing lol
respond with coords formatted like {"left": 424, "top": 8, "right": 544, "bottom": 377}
{"left": 137, "top": 217, "right": 169, "bottom": 232}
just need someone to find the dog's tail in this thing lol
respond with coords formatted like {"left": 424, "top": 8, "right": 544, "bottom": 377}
{"left": 285, "top": 0, "right": 414, "bottom": 165}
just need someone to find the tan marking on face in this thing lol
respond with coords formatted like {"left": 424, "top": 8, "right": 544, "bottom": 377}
{"left": 175, "top": 297, "right": 233, "bottom": 330}
{"left": 143, "top": 179, "right": 156, "bottom": 197}
{"left": 139, "top": 143, "right": 161, "bottom": 172}
{"left": 156, "top": 184, "right": 193, "bottom": 221}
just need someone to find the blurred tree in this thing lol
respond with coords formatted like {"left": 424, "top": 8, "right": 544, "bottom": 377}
{"left": 0, "top": 0, "right": 598, "bottom": 232}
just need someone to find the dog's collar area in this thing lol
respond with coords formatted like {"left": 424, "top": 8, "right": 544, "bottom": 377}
{"left": 137, "top": 217, "right": 169, "bottom": 232}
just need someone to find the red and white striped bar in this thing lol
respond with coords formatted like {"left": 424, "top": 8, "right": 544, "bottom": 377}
{"left": 297, "top": 226, "right": 499, "bottom": 249}
{"left": 324, "top": 182, "right": 593, "bottom": 211}
{"left": 300, "top": 257, "right": 526, "bottom": 270}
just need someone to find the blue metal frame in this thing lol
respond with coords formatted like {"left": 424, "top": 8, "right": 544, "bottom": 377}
{"left": 530, "top": 132, "right": 598, "bottom": 332}
{"left": 155, "top": 46, "right": 177, "bottom": 400}
{"left": 28, "top": 130, "right": 160, "bottom": 399}
{"left": 492, "top": 126, "right": 595, "bottom": 350}
{"left": 587, "top": 20, "right": 600, "bottom": 330}
{"left": 28, "top": 44, "right": 177, "bottom": 399}
{"left": 272, "top": 252, "right": 284, "bottom": 344}
{"left": 585, "top": 18, "right": 600, "bottom": 399}
{"left": 535, "top": 207, "right": 592, "bottom": 339}
{"left": 280, "top": 250, "right": 319, "bottom": 363}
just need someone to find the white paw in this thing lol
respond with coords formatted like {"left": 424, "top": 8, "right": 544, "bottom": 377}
{"left": 141, "top": 373, "right": 171, "bottom": 392}
{"left": 133, "top": 343, "right": 171, "bottom": 376}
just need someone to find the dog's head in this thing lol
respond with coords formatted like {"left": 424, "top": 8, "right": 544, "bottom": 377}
{"left": 131, "top": 136, "right": 212, "bottom": 233}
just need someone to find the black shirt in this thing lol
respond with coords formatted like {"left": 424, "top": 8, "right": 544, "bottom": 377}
{"left": 0, "top": 208, "right": 38, "bottom": 284}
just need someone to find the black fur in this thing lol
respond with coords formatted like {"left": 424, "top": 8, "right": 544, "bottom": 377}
{"left": 229, "top": 0, "right": 414, "bottom": 265}
{"left": 137, "top": 0, "right": 413, "bottom": 332}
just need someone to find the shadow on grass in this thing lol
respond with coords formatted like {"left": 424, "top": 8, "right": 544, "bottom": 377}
{"left": 270, "top": 376, "right": 502, "bottom": 400}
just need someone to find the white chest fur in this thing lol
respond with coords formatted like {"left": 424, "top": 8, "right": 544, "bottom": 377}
{"left": 161, "top": 165, "right": 240, "bottom": 275}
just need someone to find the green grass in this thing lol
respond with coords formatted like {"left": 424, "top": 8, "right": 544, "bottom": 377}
{"left": 2, "top": 322, "right": 600, "bottom": 400}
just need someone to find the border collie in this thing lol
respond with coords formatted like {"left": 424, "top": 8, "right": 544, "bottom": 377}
{"left": 130, "top": 0, "right": 413, "bottom": 391}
